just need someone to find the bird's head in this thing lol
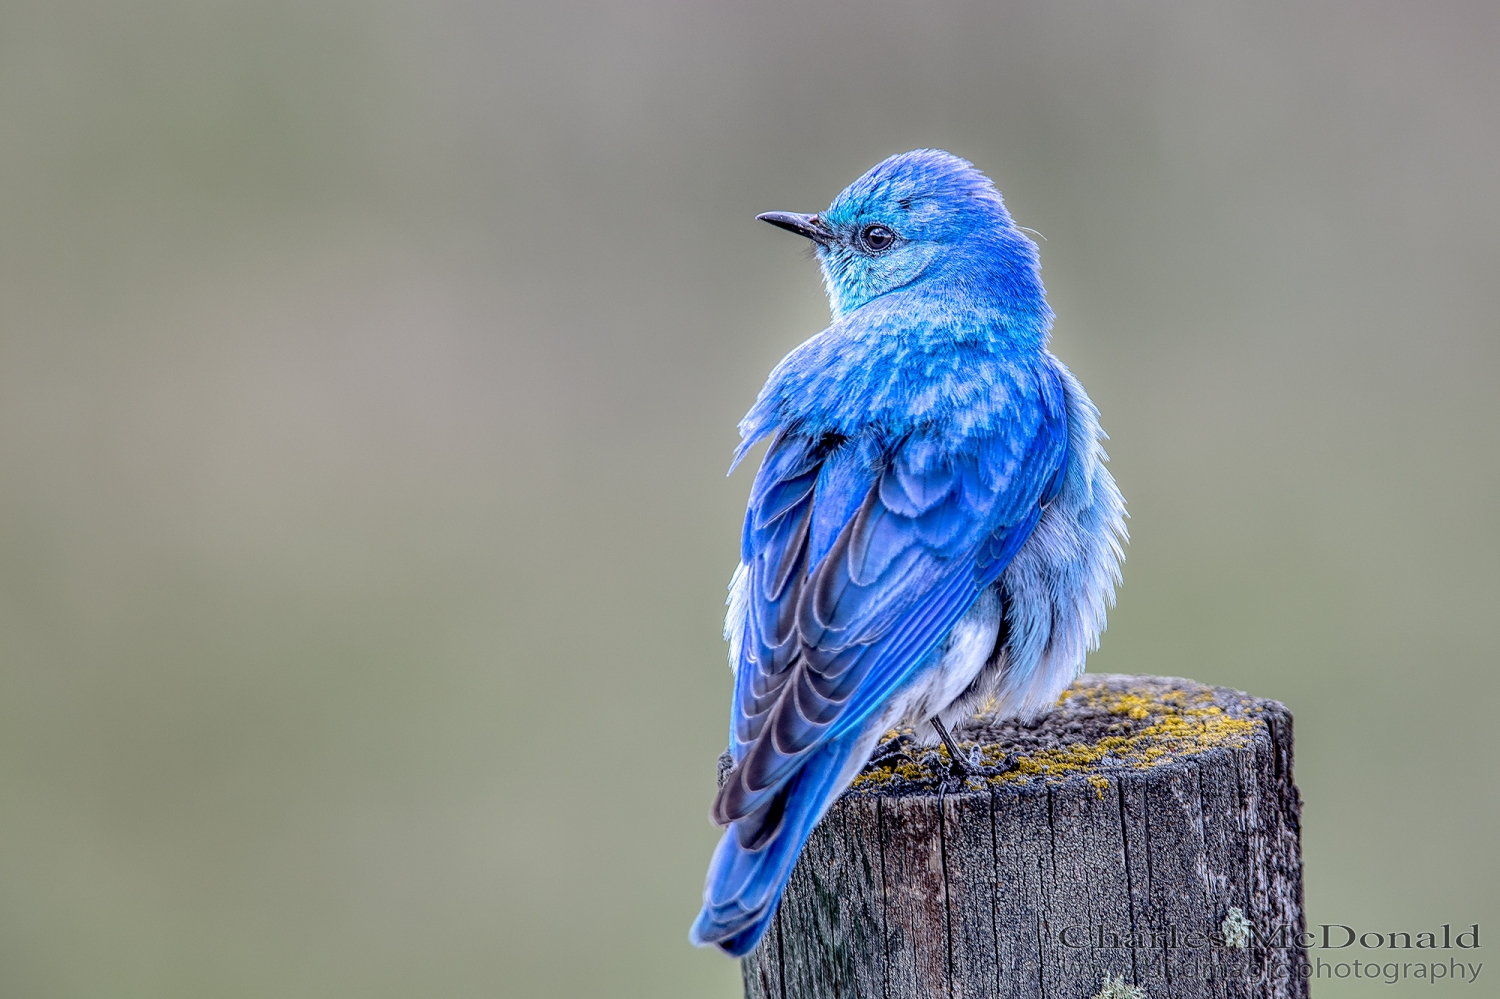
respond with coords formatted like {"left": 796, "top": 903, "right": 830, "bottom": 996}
{"left": 758, "top": 149, "right": 1045, "bottom": 327}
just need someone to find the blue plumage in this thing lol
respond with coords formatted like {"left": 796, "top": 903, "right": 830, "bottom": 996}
{"left": 692, "top": 150, "right": 1127, "bottom": 957}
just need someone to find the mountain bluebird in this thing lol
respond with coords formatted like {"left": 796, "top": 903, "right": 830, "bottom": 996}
{"left": 690, "top": 150, "right": 1127, "bottom": 957}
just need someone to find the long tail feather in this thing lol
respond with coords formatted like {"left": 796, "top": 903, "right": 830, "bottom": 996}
{"left": 689, "top": 733, "right": 861, "bottom": 957}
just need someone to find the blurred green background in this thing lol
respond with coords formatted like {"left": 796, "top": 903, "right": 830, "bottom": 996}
{"left": 1, "top": 1, "right": 1496, "bottom": 996}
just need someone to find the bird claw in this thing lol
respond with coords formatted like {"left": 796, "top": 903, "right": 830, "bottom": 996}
{"left": 931, "top": 716, "right": 976, "bottom": 776}
{"left": 865, "top": 727, "right": 1020, "bottom": 791}
{"left": 941, "top": 749, "right": 1019, "bottom": 792}
{"left": 867, "top": 750, "right": 918, "bottom": 770}
{"left": 865, "top": 732, "right": 918, "bottom": 770}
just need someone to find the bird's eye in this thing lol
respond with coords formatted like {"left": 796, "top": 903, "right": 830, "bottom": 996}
{"left": 860, "top": 224, "right": 895, "bottom": 252}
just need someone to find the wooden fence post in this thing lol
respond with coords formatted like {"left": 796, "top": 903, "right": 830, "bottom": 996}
{"left": 730, "top": 673, "right": 1307, "bottom": 999}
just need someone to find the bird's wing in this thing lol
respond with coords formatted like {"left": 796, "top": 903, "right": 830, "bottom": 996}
{"left": 716, "top": 369, "right": 1069, "bottom": 836}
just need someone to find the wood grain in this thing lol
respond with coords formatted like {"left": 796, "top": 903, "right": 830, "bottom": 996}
{"left": 726, "top": 674, "right": 1308, "bottom": 999}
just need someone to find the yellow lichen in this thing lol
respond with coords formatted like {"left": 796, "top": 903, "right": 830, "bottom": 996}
{"left": 851, "top": 681, "right": 1261, "bottom": 793}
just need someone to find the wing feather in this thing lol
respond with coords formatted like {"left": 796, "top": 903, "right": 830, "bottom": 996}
{"left": 715, "top": 368, "right": 1068, "bottom": 829}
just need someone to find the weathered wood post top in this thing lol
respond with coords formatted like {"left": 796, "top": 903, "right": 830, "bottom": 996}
{"left": 735, "top": 673, "right": 1307, "bottom": 999}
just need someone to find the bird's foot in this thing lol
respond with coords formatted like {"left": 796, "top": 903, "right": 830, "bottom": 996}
{"left": 865, "top": 733, "right": 918, "bottom": 772}
{"left": 931, "top": 717, "right": 976, "bottom": 779}
{"left": 929, "top": 718, "right": 1024, "bottom": 790}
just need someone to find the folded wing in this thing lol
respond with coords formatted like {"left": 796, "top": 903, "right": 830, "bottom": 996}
{"left": 715, "top": 371, "right": 1069, "bottom": 845}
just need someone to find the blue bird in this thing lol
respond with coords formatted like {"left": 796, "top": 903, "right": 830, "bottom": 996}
{"left": 690, "top": 150, "right": 1127, "bottom": 957}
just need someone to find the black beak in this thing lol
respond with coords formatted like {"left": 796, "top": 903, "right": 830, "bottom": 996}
{"left": 756, "top": 211, "right": 835, "bottom": 246}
